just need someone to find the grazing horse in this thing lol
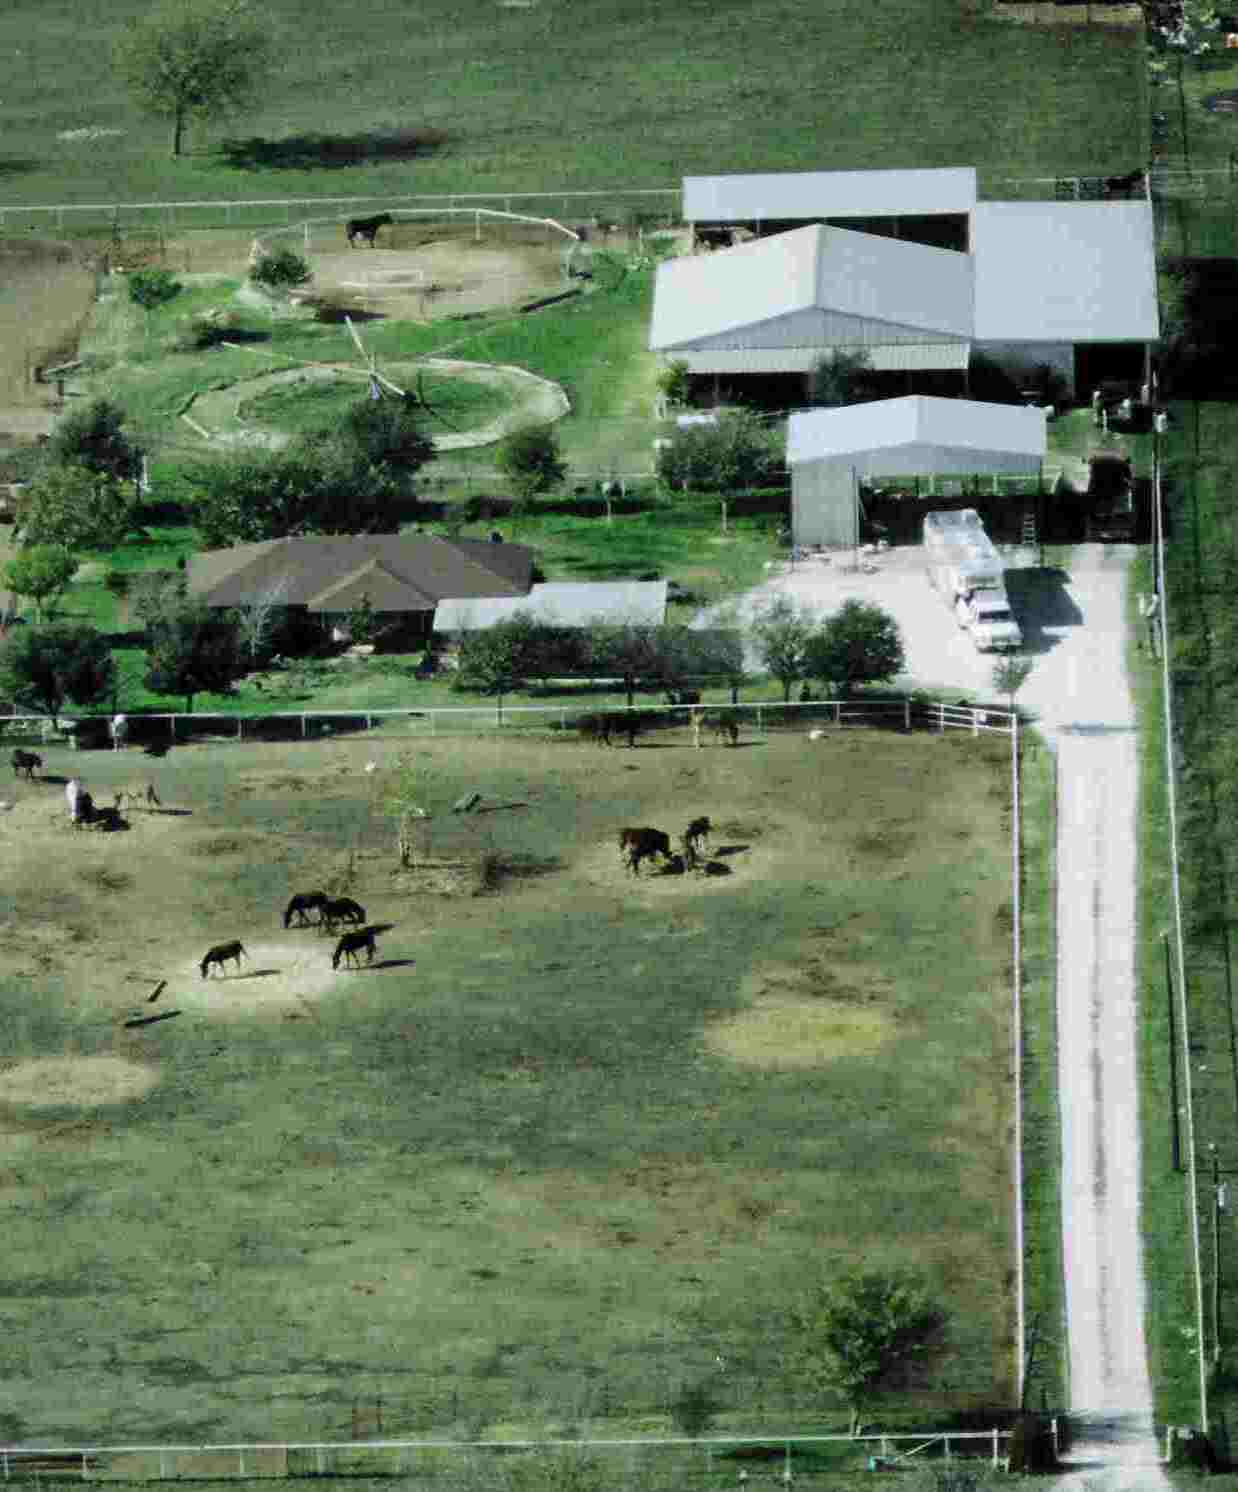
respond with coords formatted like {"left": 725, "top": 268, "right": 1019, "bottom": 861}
{"left": 71, "top": 789, "right": 96, "bottom": 828}
{"left": 284, "top": 891, "right": 329, "bottom": 928}
{"left": 200, "top": 940, "right": 247, "bottom": 978}
{"left": 707, "top": 713, "right": 740, "bottom": 747}
{"left": 618, "top": 826, "right": 672, "bottom": 877}
{"left": 332, "top": 927, "right": 378, "bottom": 969}
{"left": 684, "top": 816, "right": 712, "bottom": 862}
{"left": 11, "top": 748, "right": 41, "bottom": 780}
{"left": 320, "top": 896, "right": 366, "bottom": 932}
{"left": 113, "top": 782, "right": 161, "bottom": 813}
{"left": 346, "top": 213, "right": 394, "bottom": 248}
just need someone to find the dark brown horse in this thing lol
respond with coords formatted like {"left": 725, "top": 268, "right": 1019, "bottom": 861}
{"left": 200, "top": 940, "right": 247, "bottom": 978}
{"left": 332, "top": 928, "right": 377, "bottom": 969}
{"left": 346, "top": 213, "right": 394, "bottom": 247}
{"left": 284, "top": 891, "right": 329, "bottom": 928}
{"left": 618, "top": 827, "right": 672, "bottom": 876}
{"left": 11, "top": 748, "right": 41, "bottom": 780}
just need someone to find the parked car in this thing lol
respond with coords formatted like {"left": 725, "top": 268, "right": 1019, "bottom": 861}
{"left": 955, "top": 591, "right": 1023, "bottom": 652}
{"left": 1086, "top": 452, "right": 1136, "bottom": 541}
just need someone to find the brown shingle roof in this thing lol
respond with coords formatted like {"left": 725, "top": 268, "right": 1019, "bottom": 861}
{"left": 187, "top": 535, "right": 535, "bottom": 613}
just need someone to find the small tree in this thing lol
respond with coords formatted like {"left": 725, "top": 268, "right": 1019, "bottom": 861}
{"left": 128, "top": 267, "right": 183, "bottom": 347}
{"left": 793, "top": 1270, "right": 942, "bottom": 1434}
{"left": 344, "top": 592, "right": 378, "bottom": 647}
{"left": 338, "top": 394, "right": 435, "bottom": 476}
{"left": 45, "top": 397, "right": 142, "bottom": 484}
{"left": 248, "top": 246, "right": 312, "bottom": 295}
{"left": 991, "top": 656, "right": 1034, "bottom": 714}
{"left": 751, "top": 595, "right": 819, "bottom": 701}
{"left": 143, "top": 596, "right": 244, "bottom": 711}
{"left": 494, "top": 424, "right": 567, "bottom": 501}
{"left": 656, "top": 359, "right": 692, "bottom": 408}
{"left": 3, "top": 546, "right": 78, "bottom": 622}
{"left": 655, "top": 408, "right": 783, "bottom": 494}
{"left": 382, "top": 751, "right": 435, "bottom": 869}
{"left": 805, "top": 599, "right": 905, "bottom": 697}
{"left": 0, "top": 623, "right": 116, "bottom": 727}
{"left": 20, "top": 464, "right": 140, "bottom": 552}
{"left": 454, "top": 613, "right": 553, "bottom": 710}
{"left": 114, "top": 0, "right": 277, "bottom": 159}
{"left": 808, "top": 348, "right": 881, "bottom": 408}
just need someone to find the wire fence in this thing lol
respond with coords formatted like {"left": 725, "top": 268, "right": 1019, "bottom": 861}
{"left": 0, "top": 1429, "right": 1019, "bottom": 1485}
{"left": 0, "top": 698, "right": 1016, "bottom": 750}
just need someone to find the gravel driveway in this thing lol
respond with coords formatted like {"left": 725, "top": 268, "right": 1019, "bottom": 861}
{"left": 705, "top": 542, "right": 1168, "bottom": 1478}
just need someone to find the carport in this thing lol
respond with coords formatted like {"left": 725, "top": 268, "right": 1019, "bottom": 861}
{"left": 786, "top": 396, "right": 1046, "bottom": 548}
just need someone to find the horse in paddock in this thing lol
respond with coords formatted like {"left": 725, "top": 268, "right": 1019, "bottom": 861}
{"left": 618, "top": 826, "right": 672, "bottom": 877}
{"left": 346, "top": 213, "right": 394, "bottom": 248}
{"left": 706, "top": 713, "right": 740, "bottom": 747}
{"left": 684, "top": 816, "right": 712, "bottom": 862}
{"left": 200, "top": 940, "right": 247, "bottom": 978}
{"left": 11, "top": 749, "right": 41, "bottom": 780}
{"left": 332, "top": 927, "right": 378, "bottom": 969}
{"left": 284, "top": 891, "right": 329, "bottom": 928}
{"left": 320, "top": 896, "right": 366, "bottom": 932}
{"left": 113, "top": 783, "right": 161, "bottom": 813}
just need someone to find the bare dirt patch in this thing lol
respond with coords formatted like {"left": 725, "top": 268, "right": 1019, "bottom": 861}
{"left": 170, "top": 941, "right": 389, "bottom": 1022}
{"left": 705, "top": 994, "right": 895, "bottom": 1069}
{"left": 309, "top": 240, "right": 565, "bottom": 320}
{"left": 0, "top": 1055, "right": 159, "bottom": 1109}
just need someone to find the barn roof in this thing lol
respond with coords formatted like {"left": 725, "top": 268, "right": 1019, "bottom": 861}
{"left": 649, "top": 224, "right": 973, "bottom": 352}
{"left": 683, "top": 167, "right": 978, "bottom": 223}
{"left": 786, "top": 396, "right": 1046, "bottom": 475}
{"left": 434, "top": 581, "right": 668, "bottom": 632}
{"left": 971, "top": 201, "right": 1160, "bottom": 342}
{"left": 188, "top": 535, "right": 535, "bottom": 613}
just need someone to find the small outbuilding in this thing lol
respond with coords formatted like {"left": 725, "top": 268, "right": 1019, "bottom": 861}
{"left": 786, "top": 396, "right": 1047, "bottom": 548}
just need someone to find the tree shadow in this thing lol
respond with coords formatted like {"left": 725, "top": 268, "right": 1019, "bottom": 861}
{"left": 217, "top": 128, "right": 451, "bottom": 172}
{"left": 0, "top": 157, "right": 38, "bottom": 178}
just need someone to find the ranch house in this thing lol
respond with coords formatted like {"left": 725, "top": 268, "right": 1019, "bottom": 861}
{"left": 188, "top": 534, "right": 537, "bottom": 649}
{"left": 786, "top": 396, "right": 1047, "bottom": 549}
{"left": 653, "top": 170, "right": 1160, "bottom": 405}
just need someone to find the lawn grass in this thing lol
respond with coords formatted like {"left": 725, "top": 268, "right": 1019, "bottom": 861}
{"left": 0, "top": 0, "right": 1144, "bottom": 217}
{"left": 1018, "top": 728, "right": 1065, "bottom": 1414}
{"left": 0, "top": 727, "right": 1017, "bottom": 1444}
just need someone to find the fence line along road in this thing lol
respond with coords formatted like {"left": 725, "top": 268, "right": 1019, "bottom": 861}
{"left": 0, "top": 1428, "right": 1018, "bottom": 1483}
{"left": 0, "top": 698, "right": 1015, "bottom": 745}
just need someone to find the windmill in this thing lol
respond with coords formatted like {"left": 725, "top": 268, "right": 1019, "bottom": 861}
{"left": 344, "top": 314, "right": 462, "bottom": 432}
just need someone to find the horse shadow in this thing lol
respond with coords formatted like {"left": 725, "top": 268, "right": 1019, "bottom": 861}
{"left": 352, "top": 958, "right": 417, "bottom": 972}
{"left": 702, "top": 860, "right": 732, "bottom": 876}
{"left": 217, "top": 968, "right": 282, "bottom": 981}
{"left": 715, "top": 844, "right": 751, "bottom": 857}
{"left": 146, "top": 807, "right": 194, "bottom": 817}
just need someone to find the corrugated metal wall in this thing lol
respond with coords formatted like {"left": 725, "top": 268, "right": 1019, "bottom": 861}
{"left": 792, "top": 461, "right": 857, "bottom": 547}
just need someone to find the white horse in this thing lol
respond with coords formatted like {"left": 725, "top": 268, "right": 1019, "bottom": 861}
{"left": 65, "top": 776, "right": 83, "bottom": 822}
{"left": 110, "top": 714, "right": 129, "bottom": 751}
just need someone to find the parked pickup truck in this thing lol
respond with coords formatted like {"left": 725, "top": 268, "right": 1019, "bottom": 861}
{"left": 955, "top": 590, "right": 1023, "bottom": 652}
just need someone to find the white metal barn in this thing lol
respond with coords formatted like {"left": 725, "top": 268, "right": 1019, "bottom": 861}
{"left": 684, "top": 167, "right": 977, "bottom": 238}
{"left": 970, "top": 201, "right": 1160, "bottom": 396}
{"left": 786, "top": 397, "right": 1047, "bottom": 548}
{"left": 649, "top": 223, "right": 973, "bottom": 377}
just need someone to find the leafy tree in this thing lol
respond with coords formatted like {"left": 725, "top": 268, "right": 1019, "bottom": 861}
{"left": 991, "top": 656, "right": 1034, "bottom": 714}
{"left": 655, "top": 408, "right": 783, "bottom": 494}
{"left": 114, "top": 0, "right": 277, "bottom": 159}
{"left": 751, "top": 595, "right": 820, "bottom": 701}
{"left": 127, "top": 267, "right": 182, "bottom": 316}
{"left": 337, "top": 394, "right": 435, "bottom": 475}
{"left": 3, "top": 546, "right": 78, "bottom": 622}
{"left": 792, "top": 1270, "right": 942, "bottom": 1434}
{"left": 808, "top": 348, "right": 882, "bottom": 408}
{"left": 0, "top": 623, "right": 116, "bottom": 727}
{"left": 186, "top": 440, "right": 401, "bottom": 546}
{"left": 656, "top": 359, "right": 692, "bottom": 407}
{"left": 248, "top": 246, "right": 312, "bottom": 294}
{"left": 143, "top": 593, "right": 244, "bottom": 711}
{"left": 344, "top": 591, "right": 378, "bottom": 647}
{"left": 805, "top": 599, "right": 905, "bottom": 696}
{"left": 454, "top": 613, "right": 554, "bottom": 699}
{"left": 494, "top": 424, "right": 567, "bottom": 500}
{"left": 45, "top": 397, "right": 142, "bottom": 484}
{"left": 20, "top": 464, "right": 140, "bottom": 552}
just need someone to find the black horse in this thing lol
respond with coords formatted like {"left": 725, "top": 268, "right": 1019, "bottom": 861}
{"left": 200, "top": 940, "right": 247, "bottom": 978}
{"left": 332, "top": 928, "right": 377, "bottom": 969}
{"left": 11, "top": 748, "right": 41, "bottom": 780}
{"left": 320, "top": 896, "right": 366, "bottom": 932}
{"left": 346, "top": 213, "right": 394, "bottom": 248}
{"left": 284, "top": 891, "right": 329, "bottom": 928}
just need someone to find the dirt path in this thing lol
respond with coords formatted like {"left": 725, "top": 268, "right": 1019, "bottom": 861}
{"left": 704, "top": 544, "right": 1169, "bottom": 1476}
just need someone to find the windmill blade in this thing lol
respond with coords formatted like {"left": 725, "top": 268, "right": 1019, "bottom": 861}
{"left": 344, "top": 314, "right": 372, "bottom": 367}
{"left": 412, "top": 368, "right": 460, "bottom": 431}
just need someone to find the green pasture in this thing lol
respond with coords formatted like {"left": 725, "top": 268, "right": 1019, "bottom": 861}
{"left": 0, "top": 727, "right": 1018, "bottom": 1443}
{"left": 0, "top": 0, "right": 1144, "bottom": 214}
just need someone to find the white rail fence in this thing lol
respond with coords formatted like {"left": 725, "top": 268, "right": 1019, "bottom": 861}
{"left": 0, "top": 189, "right": 681, "bottom": 234}
{"left": 0, "top": 698, "right": 1015, "bottom": 745}
{"left": 0, "top": 1429, "right": 1019, "bottom": 1483}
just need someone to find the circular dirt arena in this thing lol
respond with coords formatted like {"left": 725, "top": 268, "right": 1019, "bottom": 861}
{"left": 310, "top": 237, "right": 567, "bottom": 320}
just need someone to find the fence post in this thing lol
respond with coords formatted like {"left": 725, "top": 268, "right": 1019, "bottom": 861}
{"left": 159, "top": 1452, "right": 167, "bottom": 1479}
{"left": 237, "top": 718, "right": 243, "bottom": 741}
{"left": 238, "top": 1450, "right": 245, "bottom": 1478}
{"left": 992, "top": 1429, "right": 999, "bottom": 1467}
{"left": 972, "top": 709, "right": 979, "bottom": 738}
{"left": 367, "top": 715, "right": 372, "bottom": 731}
{"left": 4, "top": 1449, "right": 9, "bottom": 1478}
{"left": 301, "top": 714, "right": 307, "bottom": 738}
{"left": 904, "top": 698, "right": 911, "bottom": 731}
{"left": 170, "top": 715, "right": 176, "bottom": 741}
{"left": 944, "top": 1437, "right": 952, "bottom": 1462}
{"left": 757, "top": 705, "right": 763, "bottom": 736}
{"left": 835, "top": 700, "right": 841, "bottom": 726}
{"left": 316, "top": 1449, "right": 325, "bottom": 1475}
{"left": 938, "top": 702, "right": 945, "bottom": 733}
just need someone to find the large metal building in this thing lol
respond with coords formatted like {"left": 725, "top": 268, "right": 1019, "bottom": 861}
{"left": 786, "top": 397, "right": 1047, "bottom": 548}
